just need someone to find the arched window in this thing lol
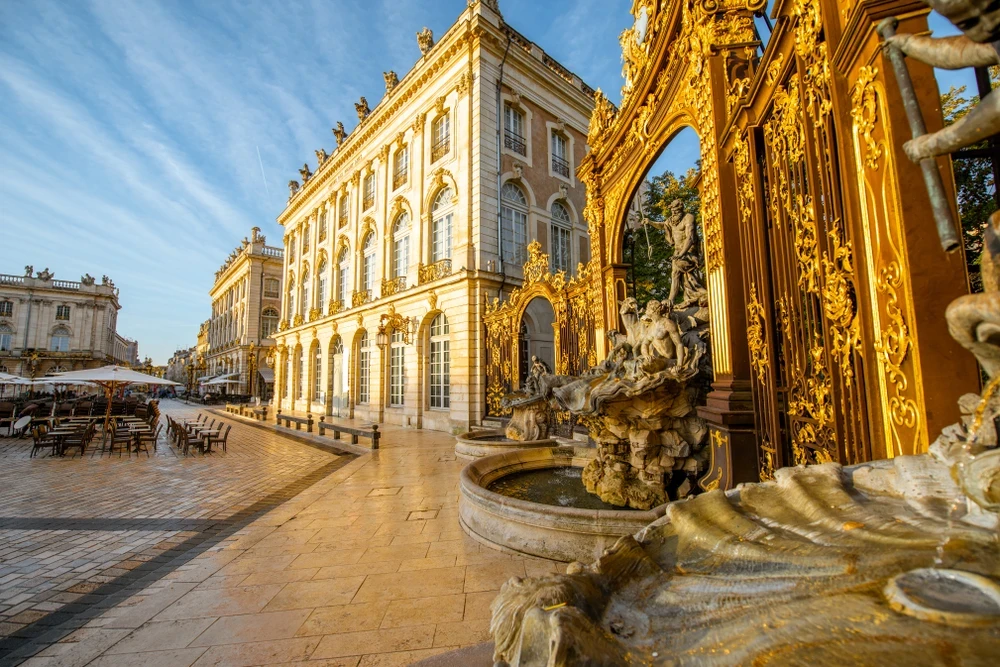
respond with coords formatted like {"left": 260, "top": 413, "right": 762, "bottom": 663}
{"left": 429, "top": 313, "right": 450, "bottom": 409}
{"left": 300, "top": 270, "right": 310, "bottom": 318}
{"left": 501, "top": 182, "right": 528, "bottom": 264}
{"left": 316, "top": 259, "right": 328, "bottom": 315}
{"left": 261, "top": 308, "right": 279, "bottom": 339}
{"left": 392, "top": 212, "right": 411, "bottom": 279}
{"left": 431, "top": 114, "right": 450, "bottom": 161}
{"left": 337, "top": 247, "right": 350, "bottom": 305}
{"left": 287, "top": 274, "right": 296, "bottom": 321}
{"left": 358, "top": 332, "right": 371, "bottom": 404}
{"left": 389, "top": 329, "right": 405, "bottom": 406}
{"left": 0, "top": 324, "right": 13, "bottom": 352}
{"left": 51, "top": 364, "right": 67, "bottom": 374}
{"left": 302, "top": 222, "right": 311, "bottom": 252}
{"left": 550, "top": 202, "right": 572, "bottom": 273}
{"left": 362, "top": 233, "right": 376, "bottom": 297}
{"left": 50, "top": 326, "right": 70, "bottom": 352}
{"left": 393, "top": 146, "right": 409, "bottom": 189}
{"left": 432, "top": 187, "right": 454, "bottom": 262}
{"left": 313, "top": 345, "right": 323, "bottom": 403}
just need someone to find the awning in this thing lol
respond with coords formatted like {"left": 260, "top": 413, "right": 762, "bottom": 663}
{"left": 197, "top": 374, "right": 216, "bottom": 382}
{"left": 258, "top": 367, "right": 274, "bottom": 383}
{"left": 204, "top": 374, "right": 239, "bottom": 386}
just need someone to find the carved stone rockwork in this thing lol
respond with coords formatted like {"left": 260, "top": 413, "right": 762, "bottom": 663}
{"left": 503, "top": 394, "right": 551, "bottom": 442}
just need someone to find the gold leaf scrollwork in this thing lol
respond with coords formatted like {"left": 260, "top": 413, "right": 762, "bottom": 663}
{"left": 747, "top": 282, "right": 769, "bottom": 384}
{"left": 850, "top": 66, "right": 882, "bottom": 170}
{"left": 875, "top": 262, "right": 919, "bottom": 433}
{"left": 821, "top": 226, "right": 860, "bottom": 380}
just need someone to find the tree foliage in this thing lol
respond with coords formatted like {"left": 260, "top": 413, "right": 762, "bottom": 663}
{"left": 943, "top": 85, "right": 996, "bottom": 293}
{"left": 624, "top": 166, "right": 701, "bottom": 305}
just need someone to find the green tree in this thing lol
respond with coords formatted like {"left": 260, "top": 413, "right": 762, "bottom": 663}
{"left": 625, "top": 166, "right": 701, "bottom": 305}
{"left": 942, "top": 85, "right": 996, "bottom": 293}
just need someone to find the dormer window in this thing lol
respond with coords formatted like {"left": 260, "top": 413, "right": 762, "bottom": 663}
{"left": 504, "top": 103, "right": 526, "bottom": 156}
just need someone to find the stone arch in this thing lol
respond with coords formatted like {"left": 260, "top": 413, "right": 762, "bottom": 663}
{"left": 500, "top": 173, "right": 538, "bottom": 209}
{"left": 545, "top": 191, "right": 579, "bottom": 223}
{"left": 423, "top": 168, "right": 459, "bottom": 213}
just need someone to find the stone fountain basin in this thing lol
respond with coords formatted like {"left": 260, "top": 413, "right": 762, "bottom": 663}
{"left": 454, "top": 429, "right": 558, "bottom": 460}
{"left": 459, "top": 446, "right": 666, "bottom": 563}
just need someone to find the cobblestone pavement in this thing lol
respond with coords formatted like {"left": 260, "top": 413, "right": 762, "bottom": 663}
{"left": 4, "top": 406, "right": 561, "bottom": 666}
{"left": 0, "top": 401, "right": 353, "bottom": 662}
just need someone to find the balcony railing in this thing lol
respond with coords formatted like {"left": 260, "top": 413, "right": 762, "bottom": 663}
{"left": 431, "top": 135, "right": 449, "bottom": 162}
{"left": 393, "top": 169, "right": 408, "bottom": 190}
{"left": 552, "top": 155, "right": 570, "bottom": 178}
{"left": 381, "top": 276, "right": 406, "bottom": 298}
{"left": 328, "top": 299, "right": 343, "bottom": 315}
{"left": 261, "top": 246, "right": 284, "bottom": 258}
{"left": 352, "top": 289, "right": 372, "bottom": 308}
{"left": 504, "top": 129, "right": 526, "bottom": 156}
{"left": 339, "top": 213, "right": 348, "bottom": 228}
{"left": 0, "top": 275, "right": 25, "bottom": 286}
{"left": 52, "top": 280, "right": 81, "bottom": 290}
{"left": 363, "top": 193, "right": 374, "bottom": 211}
{"left": 418, "top": 259, "right": 452, "bottom": 285}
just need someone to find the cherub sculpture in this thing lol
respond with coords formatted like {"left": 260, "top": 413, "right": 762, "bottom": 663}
{"left": 884, "top": 0, "right": 1000, "bottom": 161}
{"left": 417, "top": 27, "right": 434, "bottom": 55}
{"left": 384, "top": 70, "right": 399, "bottom": 94}
{"left": 355, "top": 97, "right": 370, "bottom": 121}
{"left": 332, "top": 122, "right": 346, "bottom": 146}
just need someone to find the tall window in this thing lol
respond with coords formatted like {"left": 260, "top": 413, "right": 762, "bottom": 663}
{"left": 431, "top": 114, "right": 450, "bottom": 162}
{"left": 264, "top": 278, "right": 280, "bottom": 298}
{"left": 302, "top": 223, "right": 310, "bottom": 252}
{"left": 337, "top": 247, "right": 350, "bottom": 304}
{"left": 300, "top": 270, "right": 310, "bottom": 317}
{"left": 55, "top": 305, "right": 71, "bottom": 320}
{"left": 283, "top": 356, "right": 290, "bottom": 398}
{"left": 551, "top": 202, "right": 572, "bottom": 273}
{"left": 392, "top": 212, "right": 410, "bottom": 279}
{"left": 339, "top": 193, "right": 349, "bottom": 227}
{"left": 504, "top": 103, "right": 526, "bottom": 155}
{"left": 358, "top": 332, "right": 371, "bottom": 404}
{"left": 317, "top": 259, "right": 328, "bottom": 315}
{"left": 0, "top": 301, "right": 12, "bottom": 317}
{"left": 287, "top": 274, "right": 295, "bottom": 319}
{"left": 50, "top": 326, "right": 70, "bottom": 352}
{"left": 432, "top": 187, "right": 454, "bottom": 262}
{"left": 362, "top": 233, "right": 376, "bottom": 297}
{"left": 0, "top": 325, "right": 12, "bottom": 352}
{"left": 363, "top": 173, "right": 375, "bottom": 210}
{"left": 501, "top": 182, "right": 528, "bottom": 264}
{"left": 393, "top": 147, "right": 409, "bottom": 189}
{"left": 429, "top": 313, "right": 450, "bottom": 409}
{"left": 389, "top": 329, "right": 405, "bottom": 406}
{"left": 551, "top": 132, "right": 569, "bottom": 177}
{"left": 296, "top": 347, "right": 304, "bottom": 399}
{"left": 261, "top": 308, "right": 279, "bottom": 338}
{"left": 313, "top": 347, "right": 323, "bottom": 403}
{"left": 288, "top": 234, "right": 295, "bottom": 261}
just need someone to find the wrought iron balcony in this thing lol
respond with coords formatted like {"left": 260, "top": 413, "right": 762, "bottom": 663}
{"left": 393, "top": 168, "right": 408, "bottom": 190}
{"left": 292, "top": 314, "right": 304, "bottom": 326}
{"left": 381, "top": 276, "right": 406, "bottom": 298}
{"left": 328, "top": 299, "right": 343, "bottom": 315}
{"left": 418, "top": 259, "right": 452, "bottom": 285}
{"left": 504, "top": 129, "right": 526, "bottom": 156}
{"left": 352, "top": 289, "right": 372, "bottom": 308}
{"left": 308, "top": 307, "right": 322, "bottom": 322}
{"left": 339, "top": 214, "right": 348, "bottom": 228}
{"left": 552, "top": 155, "right": 570, "bottom": 178}
{"left": 363, "top": 193, "right": 375, "bottom": 211}
{"left": 431, "top": 135, "right": 449, "bottom": 162}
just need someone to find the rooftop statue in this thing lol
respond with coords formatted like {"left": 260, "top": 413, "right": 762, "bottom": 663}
{"left": 23, "top": 265, "right": 32, "bottom": 277}
{"left": 417, "top": 27, "right": 434, "bottom": 55}
{"left": 80, "top": 274, "right": 95, "bottom": 286}
{"left": 36, "top": 268, "right": 53, "bottom": 281}
{"left": 314, "top": 148, "right": 328, "bottom": 166}
{"left": 288, "top": 180, "right": 300, "bottom": 197}
{"left": 355, "top": 97, "right": 370, "bottom": 121}
{"left": 332, "top": 122, "right": 346, "bottom": 147}
{"left": 298, "top": 163, "right": 312, "bottom": 182}
{"left": 383, "top": 70, "right": 399, "bottom": 94}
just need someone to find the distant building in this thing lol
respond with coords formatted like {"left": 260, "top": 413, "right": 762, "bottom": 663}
{"left": 0, "top": 267, "right": 138, "bottom": 376}
{"left": 270, "top": 1, "right": 595, "bottom": 431}
{"left": 205, "top": 227, "right": 284, "bottom": 397}
{"left": 166, "top": 347, "right": 195, "bottom": 385}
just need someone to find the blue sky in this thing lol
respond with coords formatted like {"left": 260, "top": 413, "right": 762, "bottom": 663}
{"left": 0, "top": 1, "right": 976, "bottom": 363}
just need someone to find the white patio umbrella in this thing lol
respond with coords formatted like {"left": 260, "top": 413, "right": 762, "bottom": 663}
{"left": 50, "top": 366, "right": 179, "bottom": 428}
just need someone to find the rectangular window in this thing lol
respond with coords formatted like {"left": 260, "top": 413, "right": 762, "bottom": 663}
{"left": 56, "top": 305, "right": 70, "bottom": 320}
{"left": 363, "top": 174, "right": 375, "bottom": 210}
{"left": 283, "top": 359, "right": 290, "bottom": 398}
{"left": 504, "top": 104, "right": 526, "bottom": 155}
{"left": 431, "top": 115, "right": 450, "bottom": 162}
{"left": 313, "top": 351, "right": 323, "bottom": 402}
{"left": 390, "top": 333, "right": 404, "bottom": 406}
{"left": 264, "top": 279, "right": 280, "bottom": 298}
{"left": 298, "top": 353, "right": 305, "bottom": 399}
{"left": 339, "top": 194, "right": 349, "bottom": 227}
{"left": 501, "top": 206, "right": 528, "bottom": 264}
{"left": 338, "top": 262, "right": 349, "bottom": 303}
{"left": 319, "top": 211, "right": 328, "bottom": 240}
{"left": 302, "top": 225, "right": 310, "bottom": 252}
{"left": 432, "top": 213, "right": 453, "bottom": 262}
{"left": 393, "top": 236, "right": 409, "bottom": 279}
{"left": 359, "top": 348, "right": 370, "bottom": 403}
{"left": 552, "top": 225, "right": 572, "bottom": 273}
{"left": 0, "top": 333, "right": 12, "bottom": 351}
{"left": 51, "top": 335, "right": 69, "bottom": 352}
{"left": 393, "top": 148, "right": 409, "bottom": 189}
{"left": 551, "top": 133, "right": 569, "bottom": 178}
{"left": 363, "top": 254, "right": 375, "bottom": 295}
{"left": 430, "top": 339, "right": 450, "bottom": 409}
{"left": 0, "top": 301, "right": 12, "bottom": 317}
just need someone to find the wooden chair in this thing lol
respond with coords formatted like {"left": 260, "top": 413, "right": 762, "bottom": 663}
{"left": 30, "top": 425, "right": 57, "bottom": 458}
{"left": 62, "top": 424, "right": 94, "bottom": 458}
{"left": 203, "top": 424, "right": 231, "bottom": 453}
{"left": 135, "top": 424, "right": 161, "bottom": 457}
{"left": 107, "top": 423, "right": 132, "bottom": 457}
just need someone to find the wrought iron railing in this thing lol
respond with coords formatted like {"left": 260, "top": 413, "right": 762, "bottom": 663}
{"left": 381, "top": 276, "right": 406, "bottom": 298}
{"left": 418, "top": 259, "right": 452, "bottom": 285}
{"left": 363, "top": 192, "right": 374, "bottom": 211}
{"left": 552, "top": 155, "right": 570, "bottom": 178}
{"left": 328, "top": 299, "right": 343, "bottom": 315}
{"left": 431, "top": 135, "right": 449, "bottom": 162}
{"left": 393, "top": 168, "right": 408, "bottom": 190}
{"left": 504, "top": 129, "right": 526, "bottom": 156}
{"left": 339, "top": 213, "right": 348, "bottom": 228}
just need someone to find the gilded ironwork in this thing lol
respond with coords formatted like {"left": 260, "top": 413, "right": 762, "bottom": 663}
{"left": 381, "top": 276, "right": 406, "bottom": 298}
{"left": 746, "top": 282, "right": 768, "bottom": 384}
{"left": 418, "top": 259, "right": 452, "bottom": 284}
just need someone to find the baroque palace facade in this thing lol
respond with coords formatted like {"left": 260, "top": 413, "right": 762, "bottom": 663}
{"left": 0, "top": 267, "right": 138, "bottom": 377}
{"left": 205, "top": 228, "right": 284, "bottom": 398}
{"left": 270, "top": 0, "right": 594, "bottom": 431}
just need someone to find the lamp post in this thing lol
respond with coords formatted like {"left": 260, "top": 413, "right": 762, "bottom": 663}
{"left": 247, "top": 343, "right": 257, "bottom": 398}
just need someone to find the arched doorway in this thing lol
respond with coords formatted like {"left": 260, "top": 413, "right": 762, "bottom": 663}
{"left": 518, "top": 297, "right": 555, "bottom": 382}
{"left": 328, "top": 335, "right": 345, "bottom": 417}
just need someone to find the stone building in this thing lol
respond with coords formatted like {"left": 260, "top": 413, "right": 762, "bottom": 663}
{"left": 0, "top": 267, "right": 137, "bottom": 377}
{"left": 270, "top": 1, "right": 595, "bottom": 431}
{"left": 166, "top": 347, "right": 195, "bottom": 385}
{"left": 205, "top": 227, "right": 284, "bottom": 398}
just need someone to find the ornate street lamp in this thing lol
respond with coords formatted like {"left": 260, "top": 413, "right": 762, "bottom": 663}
{"left": 376, "top": 306, "right": 417, "bottom": 350}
